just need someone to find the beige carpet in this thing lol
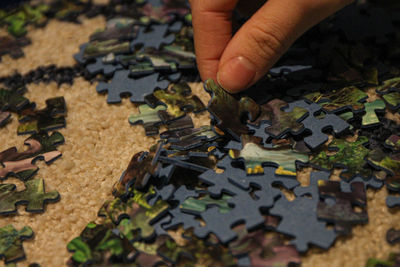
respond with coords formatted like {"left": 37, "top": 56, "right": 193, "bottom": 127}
{"left": 0, "top": 13, "right": 399, "bottom": 267}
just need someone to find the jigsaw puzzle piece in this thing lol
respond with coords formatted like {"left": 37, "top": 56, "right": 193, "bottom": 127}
{"left": 229, "top": 229, "right": 301, "bottom": 267}
{"left": 86, "top": 54, "right": 124, "bottom": 77}
{"left": 146, "top": 82, "right": 205, "bottom": 120}
{"left": 97, "top": 71, "right": 170, "bottom": 104}
{"left": 229, "top": 135, "right": 308, "bottom": 176}
{"left": 0, "top": 178, "right": 60, "bottom": 214}
{"left": 0, "top": 111, "right": 11, "bottom": 127}
{"left": 0, "top": 131, "right": 64, "bottom": 180}
{"left": 271, "top": 171, "right": 336, "bottom": 252}
{"left": 317, "top": 180, "right": 368, "bottom": 235}
{"left": 254, "top": 99, "right": 308, "bottom": 138}
{"left": 129, "top": 104, "right": 166, "bottom": 136}
{"left": 310, "top": 136, "right": 372, "bottom": 180}
{"left": 204, "top": 79, "right": 260, "bottom": 140}
{"left": 285, "top": 100, "right": 349, "bottom": 150}
{"left": 0, "top": 87, "right": 30, "bottom": 112}
{"left": 361, "top": 99, "right": 385, "bottom": 128}
{"left": 305, "top": 86, "right": 368, "bottom": 114}
{"left": 17, "top": 97, "right": 67, "bottom": 135}
{"left": 67, "top": 221, "right": 137, "bottom": 266}
{"left": 0, "top": 224, "right": 33, "bottom": 264}
{"left": 130, "top": 24, "right": 175, "bottom": 50}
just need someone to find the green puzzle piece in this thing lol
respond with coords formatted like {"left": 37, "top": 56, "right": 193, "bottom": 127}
{"left": 0, "top": 224, "right": 33, "bottom": 264}
{"left": 0, "top": 178, "right": 60, "bottom": 214}
{"left": 128, "top": 104, "right": 166, "bottom": 136}
{"left": 311, "top": 136, "right": 371, "bottom": 180}
{"left": 181, "top": 194, "right": 232, "bottom": 214}
{"left": 0, "top": 88, "right": 29, "bottom": 112}
{"left": 376, "top": 77, "right": 400, "bottom": 111}
{"left": 230, "top": 135, "right": 308, "bottom": 176}
{"left": 148, "top": 82, "right": 205, "bottom": 120}
{"left": 305, "top": 86, "right": 368, "bottom": 113}
{"left": 362, "top": 99, "right": 385, "bottom": 128}
{"left": 1, "top": 3, "right": 49, "bottom": 37}
{"left": 99, "top": 187, "right": 168, "bottom": 241}
{"left": 67, "top": 221, "right": 135, "bottom": 266}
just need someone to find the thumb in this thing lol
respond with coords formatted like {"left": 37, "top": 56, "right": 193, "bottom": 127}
{"left": 217, "top": 0, "right": 354, "bottom": 93}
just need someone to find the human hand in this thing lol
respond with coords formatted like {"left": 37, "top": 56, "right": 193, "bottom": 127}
{"left": 189, "top": 0, "right": 354, "bottom": 93}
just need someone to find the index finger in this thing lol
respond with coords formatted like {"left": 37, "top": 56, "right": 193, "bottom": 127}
{"left": 189, "top": 0, "right": 238, "bottom": 81}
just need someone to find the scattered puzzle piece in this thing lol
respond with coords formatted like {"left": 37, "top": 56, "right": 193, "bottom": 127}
{"left": 0, "top": 131, "right": 64, "bottom": 180}
{"left": 0, "top": 225, "right": 33, "bottom": 264}
{"left": 17, "top": 97, "right": 67, "bottom": 135}
{"left": 0, "top": 178, "right": 60, "bottom": 214}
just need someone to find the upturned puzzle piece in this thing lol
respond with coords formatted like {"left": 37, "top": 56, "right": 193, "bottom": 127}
{"left": 97, "top": 71, "right": 170, "bottom": 103}
{"left": 130, "top": 24, "right": 176, "bottom": 50}
{"left": 285, "top": 100, "right": 349, "bottom": 149}
{"left": 271, "top": 171, "right": 336, "bottom": 252}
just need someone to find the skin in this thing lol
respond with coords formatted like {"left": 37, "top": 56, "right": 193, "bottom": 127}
{"left": 189, "top": 0, "right": 354, "bottom": 93}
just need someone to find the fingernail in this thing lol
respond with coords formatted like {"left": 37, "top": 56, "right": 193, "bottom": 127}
{"left": 217, "top": 56, "right": 257, "bottom": 93}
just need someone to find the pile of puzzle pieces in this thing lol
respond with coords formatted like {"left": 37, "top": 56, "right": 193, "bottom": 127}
{"left": 0, "top": 64, "right": 68, "bottom": 265}
{"left": 66, "top": 1, "right": 400, "bottom": 266}
{"left": 1, "top": 0, "right": 400, "bottom": 266}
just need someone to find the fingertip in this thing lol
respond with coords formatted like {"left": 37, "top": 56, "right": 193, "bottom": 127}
{"left": 216, "top": 56, "right": 257, "bottom": 93}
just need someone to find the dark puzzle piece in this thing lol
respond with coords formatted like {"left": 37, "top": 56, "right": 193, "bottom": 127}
{"left": 255, "top": 98, "right": 308, "bottom": 139}
{"left": 0, "top": 36, "right": 31, "bottom": 60}
{"left": 285, "top": 99, "right": 349, "bottom": 150}
{"left": 228, "top": 228, "right": 301, "bottom": 267}
{"left": 0, "top": 111, "right": 11, "bottom": 127}
{"left": 0, "top": 178, "right": 60, "bottom": 214}
{"left": 0, "top": 131, "right": 64, "bottom": 180}
{"left": 271, "top": 171, "right": 336, "bottom": 252}
{"left": 317, "top": 180, "right": 368, "bottom": 235}
{"left": 387, "top": 228, "right": 400, "bottom": 245}
{"left": 204, "top": 79, "right": 260, "bottom": 141}
{"left": 96, "top": 71, "right": 171, "bottom": 104}
{"left": 17, "top": 96, "right": 67, "bottom": 135}
{"left": 0, "top": 87, "right": 30, "bottom": 112}
{"left": 0, "top": 224, "right": 33, "bottom": 264}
